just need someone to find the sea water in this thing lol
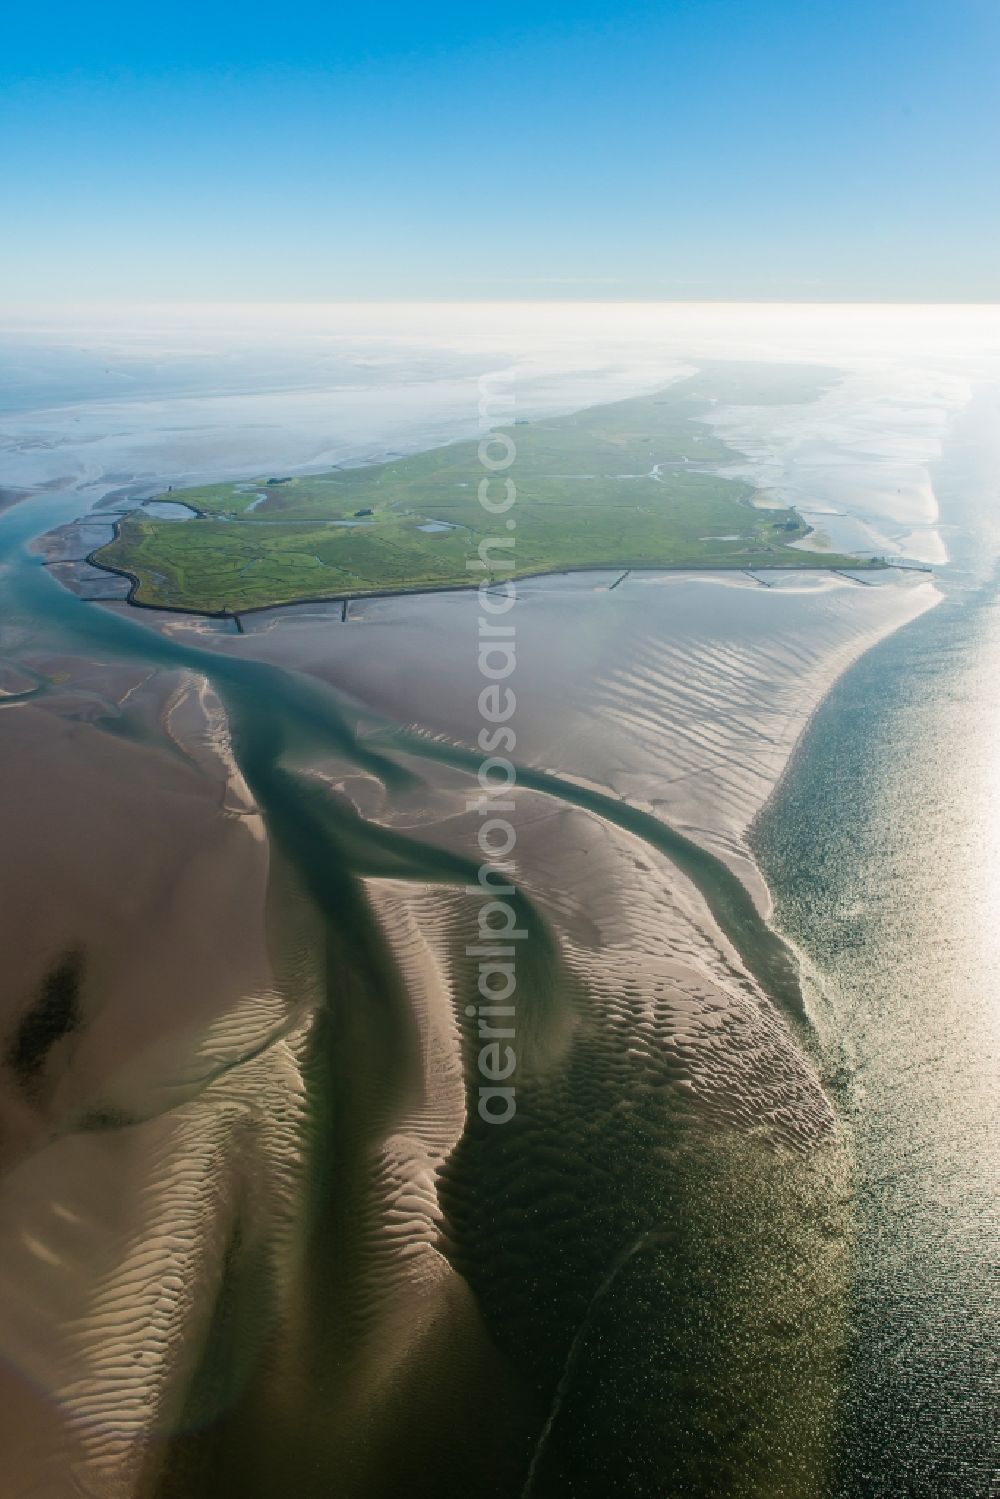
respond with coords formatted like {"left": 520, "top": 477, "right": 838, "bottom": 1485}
{"left": 755, "top": 391, "right": 1000, "bottom": 1496}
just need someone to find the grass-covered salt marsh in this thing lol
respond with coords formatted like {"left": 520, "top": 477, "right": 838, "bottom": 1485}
{"left": 93, "top": 366, "right": 877, "bottom": 614}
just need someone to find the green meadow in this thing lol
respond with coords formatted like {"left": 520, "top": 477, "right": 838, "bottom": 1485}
{"left": 94, "top": 367, "right": 878, "bottom": 614}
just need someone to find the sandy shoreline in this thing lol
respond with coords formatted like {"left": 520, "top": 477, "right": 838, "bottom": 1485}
{"left": 192, "top": 564, "right": 939, "bottom": 897}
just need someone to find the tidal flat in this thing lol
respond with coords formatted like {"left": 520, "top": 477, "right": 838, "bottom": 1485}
{"left": 1, "top": 307, "right": 996, "bottom": 1498}
{"left": 0, "top": 496, "right": 934, "bottom": 1496}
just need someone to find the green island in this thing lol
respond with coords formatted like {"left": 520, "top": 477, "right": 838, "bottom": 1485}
{"left": 92, "top": 364, "right": 881, "bottom": 615}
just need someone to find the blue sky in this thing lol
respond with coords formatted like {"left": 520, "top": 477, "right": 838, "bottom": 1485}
{"left": 2, "top": 0, "right": 998, "bottom": 301}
